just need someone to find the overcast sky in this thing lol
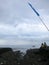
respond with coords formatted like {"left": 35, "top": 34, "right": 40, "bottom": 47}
{"left": 0, "top": 0, "right": 49, "bottom": 46}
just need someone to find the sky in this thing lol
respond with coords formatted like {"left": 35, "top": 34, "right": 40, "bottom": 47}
{"left": 0, "top": 0, "right": 49, "bottom": 46}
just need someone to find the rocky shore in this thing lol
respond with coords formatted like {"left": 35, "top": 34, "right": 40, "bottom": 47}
{"left": 0, "top": 42, "right": 49, "bottom": 65}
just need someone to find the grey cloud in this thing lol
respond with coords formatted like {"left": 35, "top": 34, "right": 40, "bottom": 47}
{"left": 0, "top": 0, "right": 44, "bottom": 25}
{"left": 0, "top": 0, "right": 49, "bottom": 45}
{"left": 0, "top": 31, "right": 49, "bottom": 39}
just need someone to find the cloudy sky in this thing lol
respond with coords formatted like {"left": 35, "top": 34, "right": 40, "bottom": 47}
{"left": 0, "top": 0, "right": 49, "bottom": 46}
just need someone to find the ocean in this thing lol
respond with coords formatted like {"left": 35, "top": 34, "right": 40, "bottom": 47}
{"left": 0, "top": 39, "right": 49, "bottom": 52}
